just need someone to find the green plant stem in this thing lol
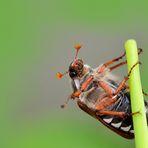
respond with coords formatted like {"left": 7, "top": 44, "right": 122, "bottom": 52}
{"left": 125, "top": 39, "right": 148, "bottom": 148}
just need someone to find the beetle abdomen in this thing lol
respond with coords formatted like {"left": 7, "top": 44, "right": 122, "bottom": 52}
{"left": 78, "top": 91, "right": 148, "bottom": 139}
{"left": 100, "top": 92, "right": 134, "bottom": 137}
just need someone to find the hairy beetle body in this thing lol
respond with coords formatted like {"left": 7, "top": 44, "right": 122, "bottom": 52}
{"left": 57, "top": 45, "right": 147, "bottom": 139}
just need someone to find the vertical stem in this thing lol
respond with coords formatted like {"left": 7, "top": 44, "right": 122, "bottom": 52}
{"left": 125, "top": 39, "right": 148, "bottom": 148}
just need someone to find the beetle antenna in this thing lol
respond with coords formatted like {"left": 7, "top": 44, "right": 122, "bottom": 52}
{"left": 56, "top": 71, "right": 68, "bottom": 79}
{"left": 74, "top": 43, "right": 82, "bottom": 59}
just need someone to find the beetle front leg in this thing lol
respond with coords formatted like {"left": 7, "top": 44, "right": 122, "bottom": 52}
{"left": 70, "top": 75, "right": 94, "bottom": 99}
{"left": 60, "top": 90, "right": 82, "bottom": 108}
{"left": 70, "top": 90, "right": 82, "bottom": 99}
{"left": 73, "top": 75, "right": 94, "bottom": 96}
{"left": 81, "top": 75, "right": 94, "bottom": 91}
{"left": 60, "top": 90, "right": 83, "bottom": 108}
{"left": 61, "top": 76, "right": 94, "bottom": 108}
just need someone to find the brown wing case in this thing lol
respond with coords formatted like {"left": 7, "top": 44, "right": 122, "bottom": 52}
{"left": 77, "top": 101, "right": 134, "bottom": 139}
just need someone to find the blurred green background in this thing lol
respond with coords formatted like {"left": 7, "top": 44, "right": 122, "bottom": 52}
{"left": 1, "top": 0, "right": 148, "bottom": 148}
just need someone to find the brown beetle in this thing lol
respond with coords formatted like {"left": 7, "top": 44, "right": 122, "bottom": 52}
{"left": 56, "top": 44, "right": 148, "bottom": 139}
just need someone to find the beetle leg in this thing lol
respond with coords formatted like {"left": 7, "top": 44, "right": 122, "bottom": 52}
{"left": 142, "top": 89, "right": 148, "bottom": 96}
{"left": 97, "top": 48, "right": 143, "bottom": 73}
{"left": 81, "top": 75, "right": 94, "bottom": 91}
{"left": 96, "top": 108, "right": 140, "bottom": 118}
{"left": 97, "top": 52, "right": 126, "bottom": 73}
{"left": 114, "top": 61, "right": 141, "bottom": 95}
{"left": 95, "top": 80, "right": 117, "bottom": 109}
{"left": 109, "top": 48, "right": 143, "bottom": 71}
{"left": 97, "top": 61, "right": 127, "bottom": 74}
{"left": 95, "top": 61, "right": 141, "bottom": 115}
{"left": 70, "top": 90, "right": 82, "bottom": 99}
{"left": 104, "top": 48, "right": 142, "bottom": 67}
{"left": 109, "top": 61, "right": 127, "bottom": 71}
{"left": 70, "top": 75, "right": 94, "bottom": 99}
{"left": 95, "top": 97, "right": 139, "bottom": 118}
{"left": 98, "top": 81, "right": 114, "bottom": 98}
{"left": 95, "top": 95, "right": 125, "bottom": 118}
{"left": 95, "top": 96, "right": 117, "bottom": 111}
{"left": 96, "top": 110, "right": 126, "bottom": 118}
{"left": 62, "top": 75, "right": 94, "bottom": 108}
{"left": 61, "top": 89, "right": 83, "bottom": 108}
{"left": 103, "top": 52, "right": 126, "bottom": 67}
{"left": 61, "top": 90, "right": 82, "bottom": 108}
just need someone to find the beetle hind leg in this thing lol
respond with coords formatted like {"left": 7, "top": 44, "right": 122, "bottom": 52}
{"left": 96, "top": 110, "right": 126, "bottom": 118}
{"left": 142, "top": 89, "right": 148, "bottom": 97}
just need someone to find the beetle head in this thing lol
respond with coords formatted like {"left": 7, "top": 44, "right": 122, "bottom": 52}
{"left": 56, "top": 44, "right": 85, "bottom": 79}
{"left": 69, "top": 58, "right": 84, "bottom": 79}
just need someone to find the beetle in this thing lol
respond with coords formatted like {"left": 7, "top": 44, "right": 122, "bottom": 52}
{"left": 56, "top": 44, "right": 148, "bottom": 139}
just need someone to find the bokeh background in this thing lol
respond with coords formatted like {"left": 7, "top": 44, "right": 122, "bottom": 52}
{"left": 1, "top": 0, "right": 148, "bottom": 148}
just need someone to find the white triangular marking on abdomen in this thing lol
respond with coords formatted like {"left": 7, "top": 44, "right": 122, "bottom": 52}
{"left": 121, "top": 125, "right": 131, "bottom": 132}
{"left": 129, "top": 130, "right": 134, "bottom": 133}
{"left": 111, "top": 122, "right": 122, "bottom": 128}
{"left": 103, "top": 118, "right": 113, "bottom": 123}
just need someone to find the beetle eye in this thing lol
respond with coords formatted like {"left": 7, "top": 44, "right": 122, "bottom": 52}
{"left": 69, "top": 69, "right": 77, "bottom": 78}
